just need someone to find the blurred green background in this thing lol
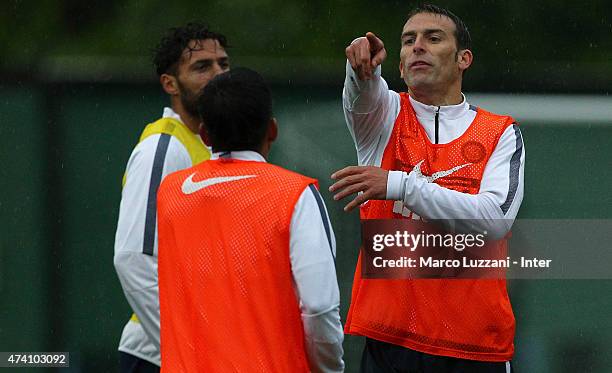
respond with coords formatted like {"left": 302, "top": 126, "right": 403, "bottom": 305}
{"left": 1, "top": 1, "right": 611, "bottom": 372}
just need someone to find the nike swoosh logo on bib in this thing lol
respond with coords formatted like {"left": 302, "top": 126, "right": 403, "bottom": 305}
{"left": 413, "top": 160, "right": 471, "bottom": 183}
{"left": 181, "top": 174, "right": 257, "bottom": 195}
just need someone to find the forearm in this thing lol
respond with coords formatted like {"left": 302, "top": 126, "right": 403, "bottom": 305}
{"left": 302, "top": 307, "right": 345, "bottom": 373}
{"left": 343, "top": 61, "right": 385, "bottom": 114}
{"left": 123, "top": 286, "right": 161, "bottom": 348}
{"left": 343, "top": 61, "right": 398, "bottom": 167}
{"left": 114, "top": 252, "right": 161, "bottom": 348}
{"left": 388, "top": 170, "right": 514, "bottom": 237}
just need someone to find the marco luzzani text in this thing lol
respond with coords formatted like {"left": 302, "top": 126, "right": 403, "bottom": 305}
{"left": 370, "top": 230, "right": 551, "bottom": 269}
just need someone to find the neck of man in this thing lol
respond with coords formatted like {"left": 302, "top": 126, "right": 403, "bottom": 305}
{"left": 258, "top": 143, "right": 270, "bottom": 160}
{"left": 212, "top": 147, "right": 269, "bottom": 160}
{"left": 171, "top": 97, "right": 200, "bottom": 134}
{"left": 408, "top": 79, "right": 463, "bottom": 106}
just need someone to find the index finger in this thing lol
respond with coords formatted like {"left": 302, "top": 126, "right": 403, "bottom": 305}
{"left": 371, "top": 47, "right": 387, "bottom": 68}
{"left": 331, "top": 166, "right": 364, "bottom": 180}
{"left": 366, "top": 32, "right": 384, "bottom": 53}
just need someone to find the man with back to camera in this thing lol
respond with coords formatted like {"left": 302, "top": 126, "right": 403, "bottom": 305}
{"left": 330, "top": 4, "right": 525, "bottom": 372}
{"left": 156, "top": 68, "right": 345, "bottom": 372}
{"left": 113, "top": 23, "right": 229, "bottom": 372}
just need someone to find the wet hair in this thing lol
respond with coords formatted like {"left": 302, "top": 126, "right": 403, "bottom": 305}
{"left": 198, "top": 68, "right": 272, "bottom": 152}
{"left": 407, "top": 4, "right": 471, "bottom": 51}
{"left": 153, "top": 22, "right": 228, "bottom": 76}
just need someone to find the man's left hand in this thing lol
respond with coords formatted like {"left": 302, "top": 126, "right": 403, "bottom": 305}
{"left": 329, "top": 166, "right": 389, "bottom": 212}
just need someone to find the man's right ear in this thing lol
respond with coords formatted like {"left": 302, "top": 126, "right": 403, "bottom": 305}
{"left": 160, "top": 73, "right": 179, "bottom": 96}
{"left": 267, "top": 118, "right": 278, "bottom": 143}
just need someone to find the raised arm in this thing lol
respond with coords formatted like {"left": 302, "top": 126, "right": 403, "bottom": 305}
{"left": 343, "top": 32, "right": 400, "bottom": 167}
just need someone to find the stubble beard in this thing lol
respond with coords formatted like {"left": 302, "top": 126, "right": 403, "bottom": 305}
{"left": 405, "top": 69, "right": 436, "bottom": 92}
{"left": 405, "top": 65, "right": 458, "bottom": 95}
{"left": 177, "top": 79, "right": 200, "bottom": 119}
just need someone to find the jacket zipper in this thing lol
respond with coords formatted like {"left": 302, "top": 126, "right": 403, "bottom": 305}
{"left": 434, "top": 106, "right": 440, "bottom": 144}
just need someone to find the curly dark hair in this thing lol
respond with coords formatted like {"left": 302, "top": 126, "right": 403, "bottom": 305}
{"left": 407, "top": 4, "right": 471, "bottom": 51}
{"left": 153, "top": 22, "right": 228, "bottom": 76}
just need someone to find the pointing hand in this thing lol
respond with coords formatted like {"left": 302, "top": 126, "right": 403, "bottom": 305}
{"left": 345, "top": 32, "right": 387, "bottom": 81}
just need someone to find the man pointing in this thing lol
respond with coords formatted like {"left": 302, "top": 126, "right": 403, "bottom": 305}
{"left": 332, "top": 4, "right": 524, "bottom": 372}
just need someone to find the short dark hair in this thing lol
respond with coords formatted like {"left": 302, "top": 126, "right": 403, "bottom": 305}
{"left": 198, "top": 68, "right": 272, "bottom": 152}
{"left": 407, "top": 4, "right": 471, "bottom": 51}
{"left": 153, "top": 22, "right": 228, "bottom": 76}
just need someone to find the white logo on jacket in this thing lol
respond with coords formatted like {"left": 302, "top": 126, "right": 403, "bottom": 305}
{"left": 412, "top": 160, "right": 471, "bottom": 183}
{"left": 181, "top": 174, "right": 257, "bottom": 195}
{"left": 393, "top": 160, "right": 471, "bottom": 219}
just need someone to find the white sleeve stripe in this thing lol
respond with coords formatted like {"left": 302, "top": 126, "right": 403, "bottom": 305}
{"left": 307, "top": 184, "right": 335, "bottom": 263}
{"left": 143, "top": 134, "right": 171, "bottom": 255}
{"left": 500, "top": 124, "right": 523, "bottom": 215}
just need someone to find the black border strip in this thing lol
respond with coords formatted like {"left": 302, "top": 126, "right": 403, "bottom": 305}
{"left": 143, "top": 134, "right": 171, "bottom": 255}
{"left": 501, "top": 124, "right": 523, "bottom": 215}
{"left": 308, "top": 184, "right": 335, "bottom": 261}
